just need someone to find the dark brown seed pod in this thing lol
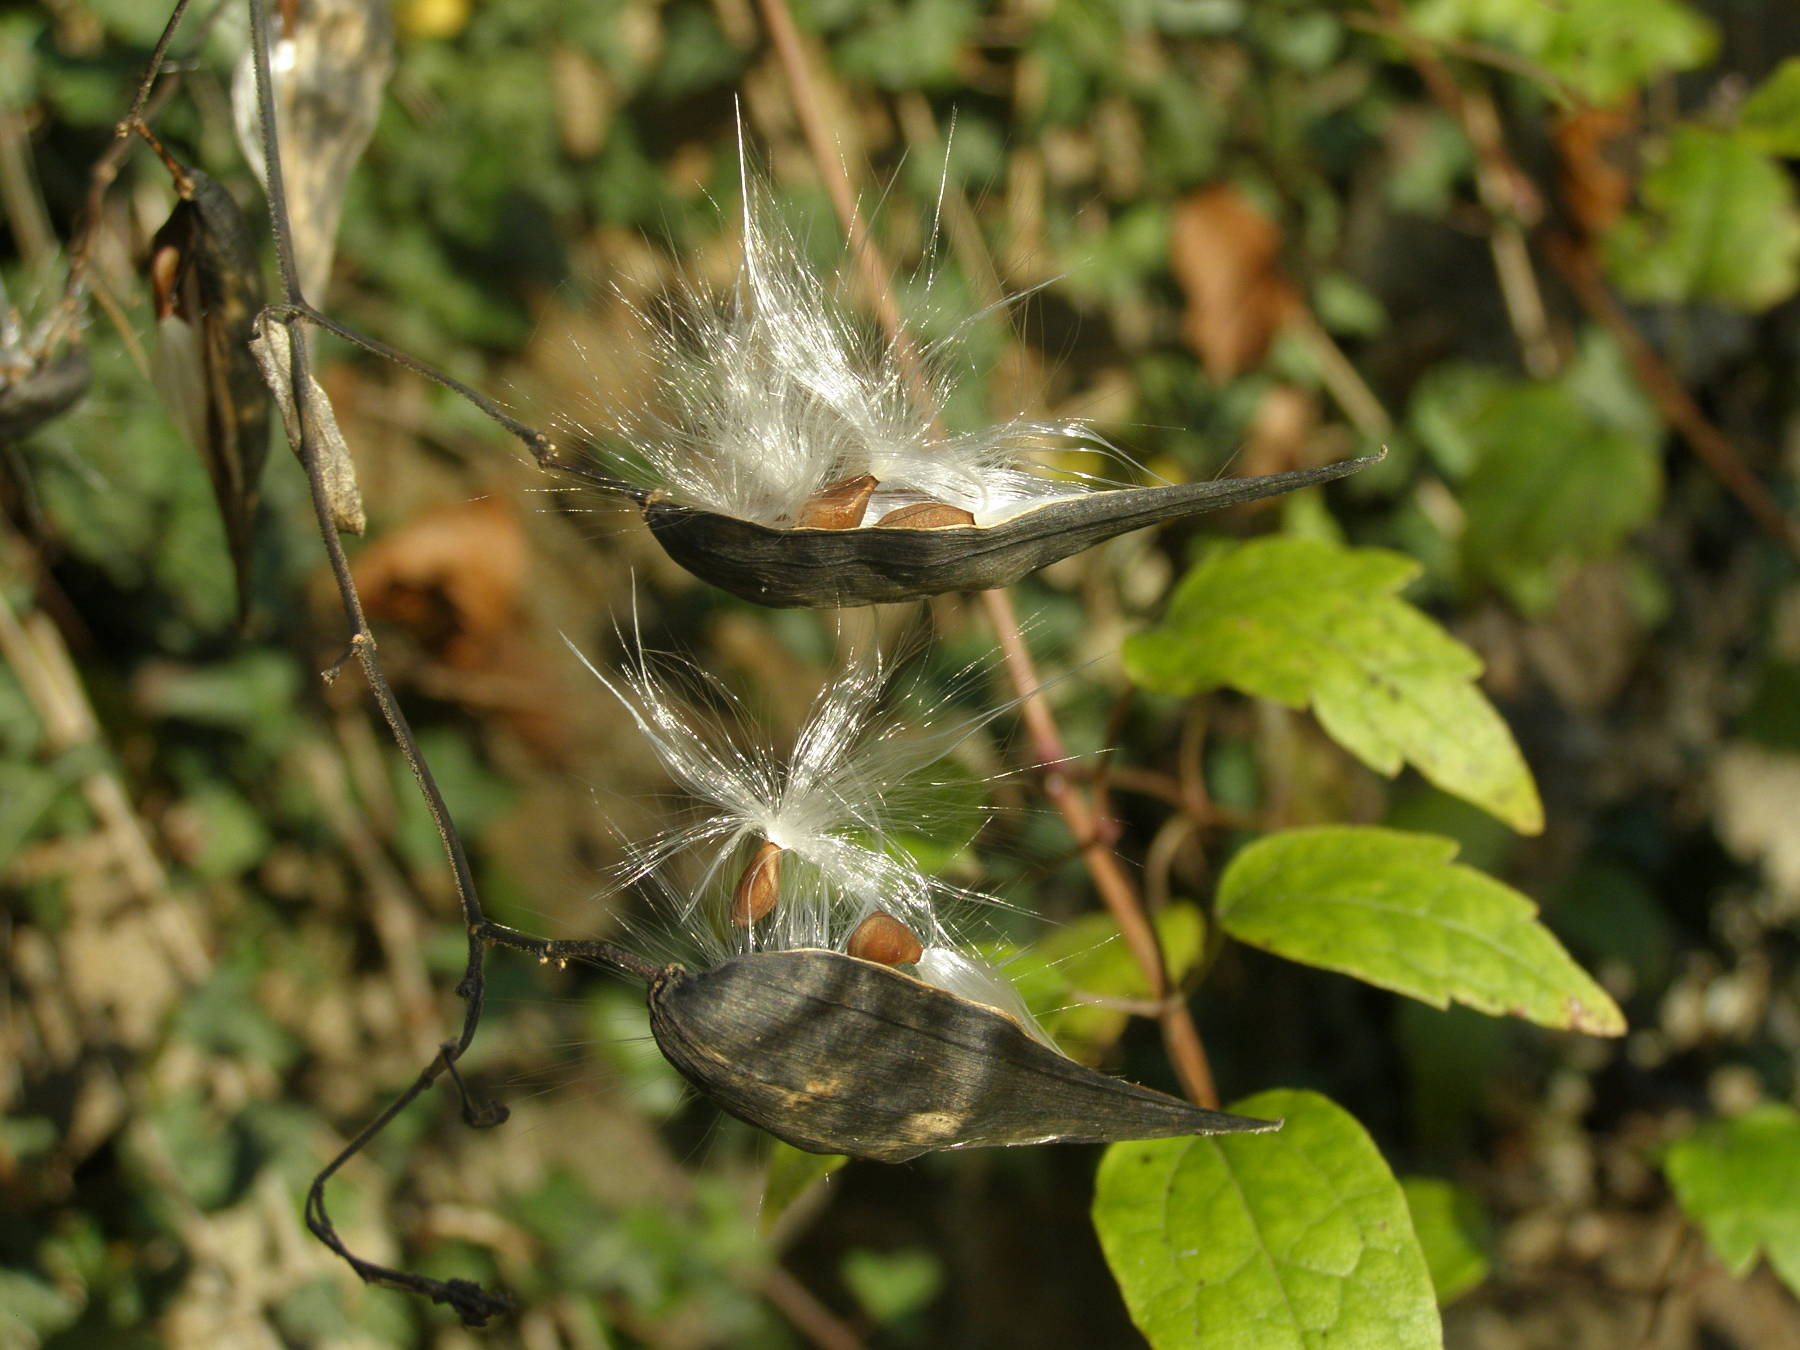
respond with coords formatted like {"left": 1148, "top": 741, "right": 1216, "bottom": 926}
{"left": 646, "top": 948, "right": 1279, "bottom": 1163}
{"left": 795, "top": 473, "right": 878, "bottom": 529}
{"left": 0, "top": 348, "right": 91, "bottom": 444}
{"left": 148, "top": 161, "right": 271, "bottom": 627}
{"left": 844, "top": 911, "right": 924, "bottom": 966}
{"left": 730, "top": 840, "right": 783, "bottom": 925}
{"left": 636, "top": 455, "right": 1382, "bottom": 608}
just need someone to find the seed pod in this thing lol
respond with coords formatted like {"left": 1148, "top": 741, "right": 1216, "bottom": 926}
{"left": 874, "top": 500, "right": 977, "bottom": 529}
{"left": 795, "top": 474, "right": 877, "bottom": 529}
{"left": 148, "top": 162, "right": 271, "bottom": 627}
{"left": 845, "top": 911, "right": 924, "bottom": 966}
{"left": 730, "top": 840, "right": 783, "bottom": 926}
{"left": 646, "top": 948, "right": 1279, "bottom": 1163}
{"left": 0, "top": 348, "right": 90, "bottom": 444}
{"left": 638, "top": 455, "right": 1381, "bottom": 608}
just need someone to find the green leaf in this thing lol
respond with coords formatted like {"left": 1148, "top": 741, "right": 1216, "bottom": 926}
{"left": 1003, "top": 904, "right": 1206, "bottom": 1065}
{"left": 1123, "top": 537, "right": 1543, "bottom": 834}
{"left": 840, "top": 1248, "right": 944, "bottom": 1324}
{"left": 762, "top": 1143, "right": 847, "bottom": 1236}
{"left": 1094, "top": 1089, "right": 1441, "bottom": 1350}
{"left": 1215, "top": 827, "right": 1626, "bottom": 1036}
{"left": 1741, "top": 57, "right": 1800, "bottom": 158}
{"left": 1664, "top": 1104, "right": 1800, "bottom": 1298}
{"left": 1400, "top": 1177, "right": 1490, "bottom": 1305}
{"left": 1605, "top": 126, "right": 1800, "bottom": 311}
{"left": 1458, "top": 385, "right": 1662, "bottom": 616}
{"left": 0, "top": 1267, "right": 82, "bottom": 1341}
{"left": 833, "top": 0, "right": 979, "bottom": 91}
{"left": 1408, "top": 0, "right": 1716, "bottom": 104}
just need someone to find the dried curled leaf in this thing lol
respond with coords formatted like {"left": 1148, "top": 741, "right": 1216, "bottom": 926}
{"left": 647, "top": 948, "right": 1278, "bottom": 1163}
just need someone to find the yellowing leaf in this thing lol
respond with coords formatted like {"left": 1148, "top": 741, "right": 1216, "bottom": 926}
{"left": 1216, "top": 827, "right": 1625, "bottom": 1036}
{"left": 1094, "top": 1089, "right": 1442, "bottom": 1350}
{"left": 1123, "top": 537, "right": 1543, "bottom": 834}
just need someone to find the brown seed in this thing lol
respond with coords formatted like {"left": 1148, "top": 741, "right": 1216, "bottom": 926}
{"left": 731, "top": 840, "right": 783, "bottom": 926}
{"left": 796, "top": 474, "right": 878, "bottom": 529}
{"left": 873, "top": 500, "right": 977, "bottom": 529}
{"left": 845, "top": 911, "right": 924, "bottom": 967}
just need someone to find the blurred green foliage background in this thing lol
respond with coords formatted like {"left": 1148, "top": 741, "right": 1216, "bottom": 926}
{"left": 3, "top": 0, "right": 1800, "bottom": 1346}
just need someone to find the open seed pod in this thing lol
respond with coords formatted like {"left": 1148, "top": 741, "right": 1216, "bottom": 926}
{"left": 630, "top": 454, "right": 1381, "bottom": 607}
{"left": 646, "top": 947, "right": 1278, "bottom": 1162}
{"left": 147, "top": 160, "right": 271, "bottom": 626}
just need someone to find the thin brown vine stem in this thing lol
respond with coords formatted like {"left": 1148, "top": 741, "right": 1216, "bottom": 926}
{"left": 1549, "top": 236, "right": 1800, "bottom": 558}
{"left": 47, "top": 0, "right": 192, "bottom": 350}
{"left": 752, "top": 0, "right": 1221, "bottom": 1110}
{"left": 244, "top": 0, "right": 649, "bottom": 1324}
{"left": 250, "top": 0, "right": 482, "bottom": 945}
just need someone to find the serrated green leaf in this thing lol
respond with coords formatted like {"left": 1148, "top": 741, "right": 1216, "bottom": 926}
{"left": 1408, "top": 0, "right": 1716, "bottom": 104}
{"left": 1216, "top": 828, "right": 1625, "bottom": 1035}
{"left": 1664, "top": 1104, "right": 1800, "bottom": 1298}
{"left": 762, "top": 1142, "right": 847, "bottom": 1235}
{"left": 1605, "top": 126, "right": 1800, "bottom": 311}
{"left": 1742, "top": 57, "right": 1800, "bottom": 158}
{"left": 1400, "top": 1176, "right": 1490, "bottom": 1305}
{"left": 1094, "top": 1089, "right": 1441, "bottom": 1350}
{"left": 1123, "top": 537, "right": 1543, "bottom": 834}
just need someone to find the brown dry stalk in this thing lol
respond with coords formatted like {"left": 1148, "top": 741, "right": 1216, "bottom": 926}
{"left": 751, "top": 0, "right": 1220, "bottom": 1108}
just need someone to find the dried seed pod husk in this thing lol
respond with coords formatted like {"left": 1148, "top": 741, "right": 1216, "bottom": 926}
{"left": 249, "top": 310, "right": 366, "bottom": 534}
{"left": 795, "top": 474, "right": 878, "bottom": 529}
{"left": 0, "top": 348, "right": 90, "bottom": 444}
{"left": 845, "top": 911, "right": 924, "bottom": 966}
{"left": 874, "top": 500, "right": 977, "bottom": 529}
{"left": 646, "top": 948, "right": 1279, "bottom": 1162}
{"left": 730, "top": 840, "right": 783, "bottom": 926}
{"left": 148, "top": 166, "right": 271, "bottom": 626}
{"left": 637, "top": 455, "right": 1382, "bottom": 608}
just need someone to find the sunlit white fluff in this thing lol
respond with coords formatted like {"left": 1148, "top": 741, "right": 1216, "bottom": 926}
{"left": 571, "top": 144, "right": 1125, "bottom": 529}
{"left": 566, "top": 629, "right": 1055, "bottom": 1043}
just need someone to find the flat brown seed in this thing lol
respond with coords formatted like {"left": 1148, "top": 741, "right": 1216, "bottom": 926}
{"left": 730, "top": 840, "right": 783, "bottom": 926}
{"left": 874, "top": 501, "right": 977, "bottom": 529}
{"left": 796, "top": 474, "right": 878, "bottom": 529}
{"left": 846, "top": 911, "right": 924, "bottom": 967}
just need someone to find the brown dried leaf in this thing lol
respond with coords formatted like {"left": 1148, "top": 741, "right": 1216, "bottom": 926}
{"left": 1169, "top": 185, "right": 1299, "bottom": 381}
{"left": 353, "top": 496, "right": 527, "bottom": 670}
{"left": 1554, "top": 102, "right": 1640, "bottom": 240}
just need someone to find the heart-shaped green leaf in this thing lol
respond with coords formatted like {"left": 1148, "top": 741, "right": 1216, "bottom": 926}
{"left": 1094, "top": 1089, "right": 1441, "bottom": 1350}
